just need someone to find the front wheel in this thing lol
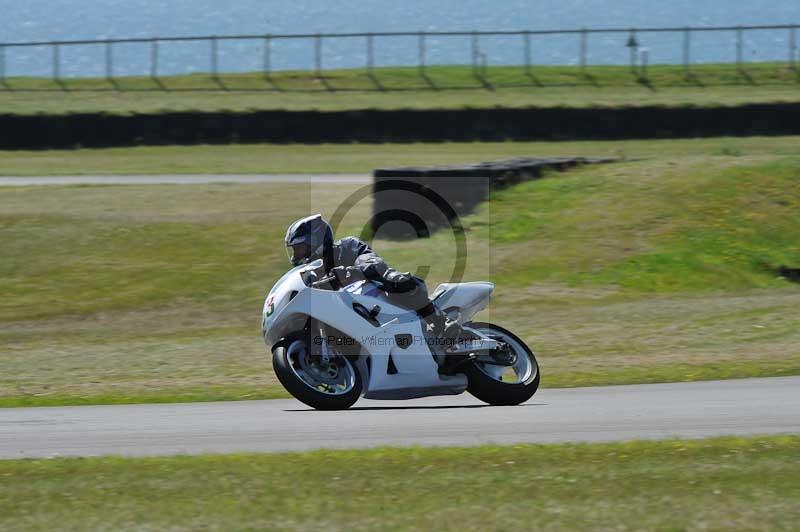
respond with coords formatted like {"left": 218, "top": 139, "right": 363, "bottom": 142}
{"left": 463, "top": 322, "right": 540, "bottom": 406}
{"left": 272, "top": 337, "right": 362, "bottom": 410}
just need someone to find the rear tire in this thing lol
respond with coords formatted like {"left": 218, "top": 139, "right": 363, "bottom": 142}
{"left": 463, "top": 322, "right": 540, "bottom": 406}
{"left": 272, "top": 337, "right": 362, "bottom": 410}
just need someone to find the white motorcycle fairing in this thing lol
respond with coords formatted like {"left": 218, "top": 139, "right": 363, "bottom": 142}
{"left": 262, "top": 262, "right": 494, "bottom": 400}
{"left": 432, "top": 282, "right": 495, "bottom": 324}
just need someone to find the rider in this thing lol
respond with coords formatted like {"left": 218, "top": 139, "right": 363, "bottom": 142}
{"left": 284, "top": 213, "right": 461, "bottom": 341}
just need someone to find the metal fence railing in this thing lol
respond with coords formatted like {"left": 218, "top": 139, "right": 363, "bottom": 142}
{"left": 0, "top": 23, "right": 798, "bottom": 85}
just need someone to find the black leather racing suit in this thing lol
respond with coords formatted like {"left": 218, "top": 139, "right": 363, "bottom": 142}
{"left": 326, "top": 236, "right": 432, "bottom": 314}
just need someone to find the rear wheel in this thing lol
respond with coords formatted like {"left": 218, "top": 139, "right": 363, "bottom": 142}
{"left": 463, "top": 322, "right": 540, "bottom": 406}
{"left": 272, "top": 337, "right": 362, "bottom": 410}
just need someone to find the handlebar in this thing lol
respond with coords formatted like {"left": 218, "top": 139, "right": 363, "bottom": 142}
{"left": 311, "top": 274, "right": 341, "bottom": 290}
{"left": 310, "top": 266, "right": 371, "bottom": 290}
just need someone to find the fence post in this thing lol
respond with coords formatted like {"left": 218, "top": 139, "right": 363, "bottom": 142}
{"left": 211, "top": 36, "right": 219, "bottom": 79}
{"left": 150, "top": 39, "right": 159, "bottom": 78}
{"left": 314, "top": 33, "right": 322, "bottom": 77}
{"left": 626, "top": 29, "right": 638, "bottom": 74}
{"left": 683, "top": 27, "right": 691, "bottom": 74}
{"left": 418, "top": 32, "right": 426, "bottom": 75}
{"left": 736, "top": 26, "right": 743, "bottom": 72}
{"left": 790, "top": 26, "right": 797, "bottom": 71}
{"left": 580, "top": 28, "right": 588, "bottom": 72}
{"left": 366, "top": 33, "right": 374, "bottom": 74}
{"left": 52, "top": 43, "right": 60, "bottom": 82}
{"left": 105, "top": 40, "right": 113, "bottom": 81}
{"left": 471, "top": 31, "right": 479, "bottom": 74}
{"left": 0, "top": 45, "right": 5, "bottom": 85}
{"left": 263, "top": 35, "right": 271, "bottom": 76}
{"left": 523, "top": 31, "right": 531, "bottom": 76}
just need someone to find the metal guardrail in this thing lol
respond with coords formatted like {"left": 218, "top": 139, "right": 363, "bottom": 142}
{"left": 0, "top": 24, "right": 798, "bottom": 84}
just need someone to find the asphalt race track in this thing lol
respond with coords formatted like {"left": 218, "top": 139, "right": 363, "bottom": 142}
{"left": 1, "top": 377, "right": 798, "bottom": 459}
{"left": 0, "top": 174, "right": 372, "bottom": 186}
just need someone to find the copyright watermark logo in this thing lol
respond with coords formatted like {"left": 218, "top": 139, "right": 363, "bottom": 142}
{"left": 311, "top": 334, "right": 474, "bottom": 351}
{"left": 308, "top": 175, "right": 492, "bottom": 322}
{"left": 313, "top": 335, "right": 357, "bottom": 347}
{"left": 327, "top": 179, "right": 469, "bottom": 285}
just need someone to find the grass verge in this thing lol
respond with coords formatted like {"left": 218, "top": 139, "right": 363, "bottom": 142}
{"left": 1, "top": 63, "right": 800, "bottom": 114}
{"left": 1, "top": 138, "right": 799, "bottom": 406}
{"left": 1, "top": 436, "right": 798, "bottom": 530}
{"left": 1, "top": 136, "right": 800, "bottom": 176}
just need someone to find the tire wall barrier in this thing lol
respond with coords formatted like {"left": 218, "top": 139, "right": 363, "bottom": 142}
{"left": 2, "top": 103, "right": 800, "bottom": 149}
{"left": 371, "top": 157, "right": 613, "bottom": 239}
{"left": 371, "top": 175, "right": 492, "bottom": 240}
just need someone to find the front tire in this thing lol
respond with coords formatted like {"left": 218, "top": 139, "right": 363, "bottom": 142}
{"left": 272, "top": 337, "right": 362, "bottom": 410}
{"left": 463, "top": 322, "right": 540, "bottom": 406}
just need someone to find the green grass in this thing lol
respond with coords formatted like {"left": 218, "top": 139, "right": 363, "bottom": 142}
{"left": 486, "top": 158, "right": 800, "bottom": 292}
{"left": 1, "top": 137, "right": 799, "bottom": 406}
{"left": 2, "top": 136, "right": 800, "bottom": 176}
{"left": 1, "top": 436, "right": 798, "bottom": 531}
{"left": 2, "top": 63, "right": 800, "bottom": 114}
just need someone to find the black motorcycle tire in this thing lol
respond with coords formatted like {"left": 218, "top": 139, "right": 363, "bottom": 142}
{"left": 272, "top": 337, "right": 362, "bottom": 411}
{"left": 463, "top": 322, "right": 541, "bottom": 406}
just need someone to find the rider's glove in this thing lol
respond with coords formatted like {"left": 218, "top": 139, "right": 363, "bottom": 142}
{"left": 330, "top": 266, "right": 365, "bottom": 286}
{"left": 381, "top": 270, "right": 419, "bottom": 293}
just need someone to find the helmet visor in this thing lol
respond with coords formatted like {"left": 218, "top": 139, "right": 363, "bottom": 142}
{"left": 286, "top": 242, "right": 310, "bottom": 266}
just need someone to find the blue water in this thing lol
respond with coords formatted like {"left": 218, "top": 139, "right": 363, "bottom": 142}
{"left": 2, "top": 0, "right": 799, "bottom": 77}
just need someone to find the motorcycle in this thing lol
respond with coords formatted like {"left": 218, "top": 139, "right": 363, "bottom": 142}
{"left": 262, "top": 259, "right": 540, "bottom": 410}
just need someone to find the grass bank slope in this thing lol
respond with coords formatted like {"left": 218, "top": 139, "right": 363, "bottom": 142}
{"left": 1, "top": 139, "right": 799, "bottom": 405}
{"left": 1, "top": 63, "right": 799, "bottom": 114}
{"left": 2, "top": 135, "right": 800, "bottom": 176}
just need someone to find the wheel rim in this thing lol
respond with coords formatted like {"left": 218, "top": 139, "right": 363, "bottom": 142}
{"left": 285, "top": 339, "right": 357, "bottom": 396}
{"left": 472, "top": 327, "right": 537, "bottom": 385}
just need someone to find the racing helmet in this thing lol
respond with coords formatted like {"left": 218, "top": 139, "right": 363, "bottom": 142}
{"left": 284, "top": 214, "right": 334, "bottom": 266}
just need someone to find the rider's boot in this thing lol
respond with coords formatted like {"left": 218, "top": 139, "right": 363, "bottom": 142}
{"left": 418, "top": 303, "right": 468, "bottom": 375}
{"left": 419, "top": 302, "right": 461, "bottom": 338}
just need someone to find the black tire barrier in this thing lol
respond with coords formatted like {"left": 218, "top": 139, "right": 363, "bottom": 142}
{"left": 777, "top": 266, "right": 800, "bottom": 284}
{"left": 374, "top": 156, "right": 616, "bottom": 180}
{"left": 2, "top": 103, "right": 800, "bottom": 149}
{"left": 372, "top": 157, "right": 614, "bottom": 239}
